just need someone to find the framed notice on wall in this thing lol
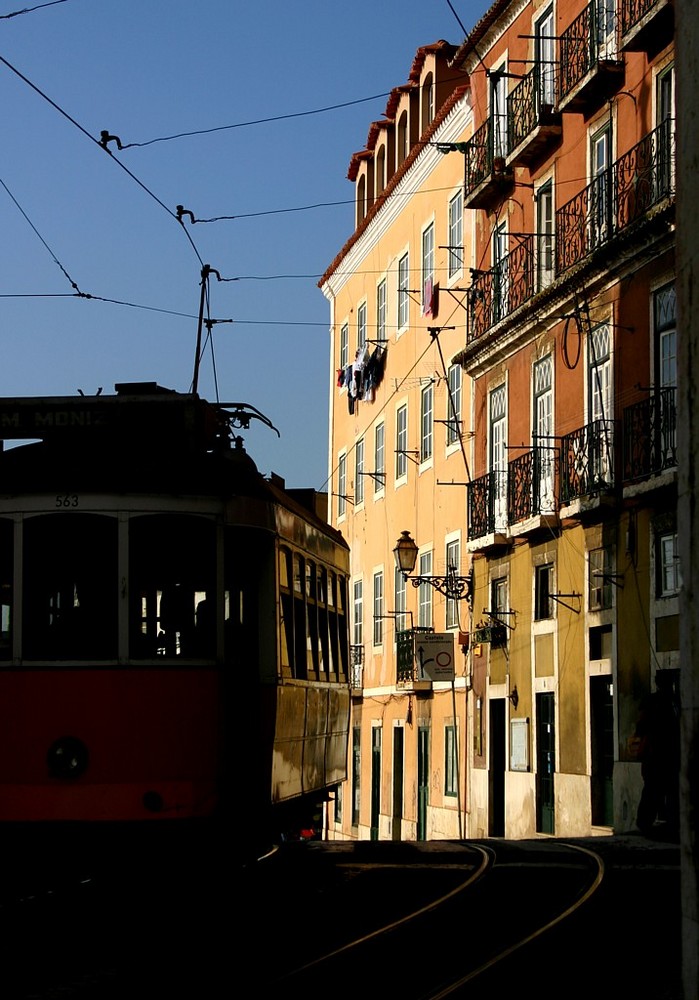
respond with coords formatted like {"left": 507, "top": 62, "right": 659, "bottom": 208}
{"left": 510, "top": 717, "right": 530, "bottom": 771}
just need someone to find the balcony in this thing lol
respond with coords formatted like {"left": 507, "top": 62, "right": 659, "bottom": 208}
{"left": 350, "top": 645, "right": 364, "bottom": 693}
{"left": 508, "top": 65, "right": 562, "bottom": 167}
{"left": 623, "top": 387, "right": 677, "bottom": 484}
{"left": 558, "top": 1, "right": 624, "bottom": 112}
{"left": 556, "top": 120, "right": 675, "bottom": 275}
{"left": 467, "top": 236, "right": 535, "bottom": 342}
{"left": 508, "top": 447, "right": 560, "bottom": 535}
{"left": 467, "top": 470, "right": 510, "bottom": 547}
{"left": 620, "top": 0, "right": 674, "bottom": 53}
{"left": 560, "top": 418, "right": 616, "bottom": 507}
{"left": 396, "top": 628, "right": 434, "bottom": 690}
{"left": 463, "top": 119, "right": 514, "bottom": 210}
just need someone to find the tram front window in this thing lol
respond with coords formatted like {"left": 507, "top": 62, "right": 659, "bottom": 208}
{"left": 22, "top": 514, "right": 118, "bottom": 660}
{"left": 0, "top": 519, "right": 12, "bottom": 660}
{"left": 129, "top": 514, "right": 216, "bottom": 658}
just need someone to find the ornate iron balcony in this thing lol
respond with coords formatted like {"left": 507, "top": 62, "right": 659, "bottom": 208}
{"left": 556, "top": 120, "right": 675, "bottom": 274}
{"left": 467, "top": 469, "right": 509, "bottom": 540}
{"left": 560, "top": 418, "right": 616, "bottom": 503}
{"left": 350, "top": 645, "right": 364, "bottom": 690}
{"left": 467, "top": 236, "right": 535, "bottom": 342}
{"left": 508, "top": 447, "right": 560, "bottom": 523}
{"left": 508, "top": 64, "right": 561, "bottom": 162}
{"left": 623, "top": 387, "right": 677, "bottom": 482}
{"left": 559, "top": 1, "right": 621, "bottom": 106}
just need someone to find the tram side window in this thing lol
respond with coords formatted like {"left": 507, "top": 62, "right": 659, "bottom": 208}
{"left": 23, "top": 514, "right": 118, "bottom": 660}
{"left": 293, "top": 554, "right": 308, "bottom": 678}
{"left": 129, "top": 514, "right": 215, "bottom": 658}
{"left": 0, "top": 519, "right": 13, "bottom": 660}
{"left": 279, "top": 547, "right": 294, "bottom": 675}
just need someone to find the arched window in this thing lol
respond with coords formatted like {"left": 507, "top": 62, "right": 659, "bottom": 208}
{"left": 357, "top": 175, "right": 366, "bottom": 227}
{"left": 376, "top": 144, "right": 386, "bottom": 194}
{"left": 422, "top": 73, "right": 434, "bottom": 130}
{"left": 397, "top": 111, "right": 409, "bottom": 166}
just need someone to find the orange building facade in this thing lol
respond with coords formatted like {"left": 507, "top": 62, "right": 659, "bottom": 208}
{"left": 321, "top": 0, "right": 677, "bottom": 841}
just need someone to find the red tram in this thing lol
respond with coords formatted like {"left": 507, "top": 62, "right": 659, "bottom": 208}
{"left": 0, "top": 383, "right": 350, "bottom": 844}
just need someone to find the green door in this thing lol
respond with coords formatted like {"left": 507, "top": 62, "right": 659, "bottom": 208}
{"left": 590, "top": 676, "right": 614, "bottom": 826}
{"left": 392, "top": 726, "right": 404, "bottom": 841}
{"left": 417, "top": 726, "right": 429, "bottom": 840}
{"left": 537, "top": 692, "right": 555, "bottom": 834}
{"left": 370, "top": 726, "right": 381, "bottom": 840}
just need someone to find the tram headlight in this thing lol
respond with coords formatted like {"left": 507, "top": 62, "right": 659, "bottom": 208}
{"left": 47, "top": 736, "right": 89, "bottom": 779}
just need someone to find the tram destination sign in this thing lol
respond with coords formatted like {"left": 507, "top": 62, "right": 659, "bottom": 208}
{"left": 415, "top": 632, "right": 455, "bottom": 682}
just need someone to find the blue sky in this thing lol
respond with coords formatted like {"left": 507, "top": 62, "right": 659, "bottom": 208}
{"left": 1, "top": 0, "right": 489, "bottom": 487}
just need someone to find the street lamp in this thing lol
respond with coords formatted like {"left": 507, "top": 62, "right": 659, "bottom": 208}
{"left": 393, "top": 530, "right": 473, "bottom": 604}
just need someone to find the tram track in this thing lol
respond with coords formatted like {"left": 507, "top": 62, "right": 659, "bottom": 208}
{"left": 259, "top": 840, "right": 605, "bottom": 997}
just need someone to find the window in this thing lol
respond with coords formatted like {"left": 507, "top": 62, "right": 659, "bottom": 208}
{"left": 591, "top": 124, "right": 611, "bottom": 248}
{"left": 447, "top": 364, "right": 462, "bottom": 446}
{"left": 445, "top": 725, "right": 457, "bottom": 796}
{"left": 376, "top": 145, "right": 386, "bottom": 195}
{"left": 422, "top": 222, "right": 435, "bottom": 315}
{"left": 656, "top": 284, "right": 677, "bottom": 389}
{"left": 446, "top": 539, "right": 460, "bottom": 629}
{"left": 352, "top": 726, "right": 361, "bottom": 827}
{"left": 397, "top": 110, "right": 409, "bottom": 166}
{"left": 535, "top": 6, "right": 555, "bottom": 109}
{"left": 398, "top": 253, "right": 410, "bottom": 330}
{"left": 588, "top": 324, "right": 613, "bottom": 484}
{"left": 655, "top": 284, "right": 677, "bottom": 469}
{"left": 353, "top": 580, "right": 363, "bottom": 646}
{"left": 657, "top": 64, "right": 675, "bottom": 195}
{"left": 374, "top": 422, "right": 385, "bottom": 496}
{"left": 534, "top": 563, "right": 554, "bottom": 620}
{"left": 418, "top": 551, "right": 433, "bottom": 628}
{"left": 355, "top": 437, "right": 365, "bottom": 506}
{"left": 533, "top": 355, "right": 554, "bottom": 511}
{"left": 337, "top": 453, "right": 347, "bottom": 518}
{"left": 596, "top": 0, "right": 616, "bottom": 59}
{"left": 448, "top": 190, "right": 463, "bottom": 279}
{"left": 396, "top": 403, "right": 408, "bottom": 479}
{"left": 334, "top": 783, "right": 342, "bottom": 823}
{"left": 357, "top": 301, "right": 367, "bottom": 352}
{"left": 395, "top": 567, "right": 408, "bottom": 634}
{"left": 340, "top": 322, "right": 349, "bottom": 370}
{"left": 658, "top": 532, "right": 681, "bottom": 597}
{"left": 422, "top": 72, "right": 434, "bottom": 130}
{"left": 377, "top": 279, "right": 387, "bottom": 342}
{"left": 491, "top": 576, "right": 508, "bottom": 648}
{"left": 491, "top": 64, "right": 508, "bottom": 160}
{"left": 489, "top": 385, "right": 508, "bottom": 531}
{"left": 589, "top": 546, "right": 613, "bottom": 610}
{"left": 536, "top": 182, "right": 554, "bottom": 290}
{"left": 420, "top": 382, "right": 433, "bottom": 462}
{"left": 373, "top": 571, "right": 384, "bottom": 646}
{"left": 493, "top": 220, "right": 508, "bottom": 322}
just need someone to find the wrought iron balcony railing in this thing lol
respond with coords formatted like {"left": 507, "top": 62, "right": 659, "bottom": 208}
{"left": 557, "top": 120, "right": 675, "bottom": 274}
{"left": 508, "top": 64, "right": 560, "bottom": 155}
{"left": 560, "top": 418, "right": 616, "bottom": 504}
{"left": 621, "top": 0, "right": 671, "bottom": 36}
{"left": 468, "top": 469, "right": 509, "bottom": 540}
{"left": 468, "top": 236, "right": 535, "bottom": 341}
{"left": 623, "top": 387, "right": 677, "bottom": 482}
{"left": 558, "top": 0, "right": 620, "bottom": 105}
{"left": 350, "top": 645, "right": 364, "bottom": 690}
{"left": 465, "top": 118, "right": 491, "bottom": 195}
{"left": 508, "top": 447, "right": 560, "bottom": 524}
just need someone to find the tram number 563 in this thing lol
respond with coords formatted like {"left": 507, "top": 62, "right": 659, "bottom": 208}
{"left": 55, "top": 494, "right": 79, "bottom": 508}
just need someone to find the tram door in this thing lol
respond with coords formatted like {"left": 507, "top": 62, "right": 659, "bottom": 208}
{"left": 537, "top": 692, "right": 556, "bottom": 833}
{"left": 370, "top": 726, "right": 381, "bottom": 841}
{"left": 392, "top": 726, "right": 404, "bottom": 841}
{"left": 590, "top": 676, "right": 614, "bottom": 827}
{"left": 417, "top": 726, "right": 429, "bottom": 840}
{"left": 488, "top": 699, "right": 505, "bottom": 837}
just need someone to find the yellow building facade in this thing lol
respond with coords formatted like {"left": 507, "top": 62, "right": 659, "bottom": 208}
{"left": 320, "top": 43, "right": 477, "bottom": 841}
{"left": 321, "top": 0, "right": 677, "bottom": 843}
